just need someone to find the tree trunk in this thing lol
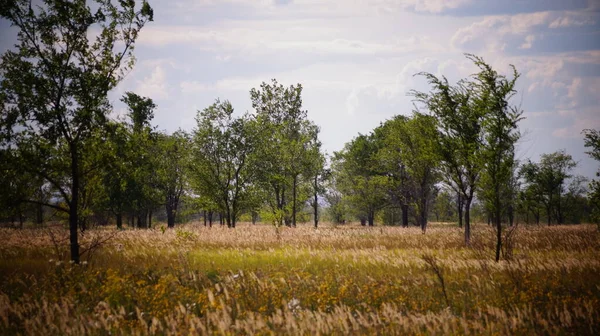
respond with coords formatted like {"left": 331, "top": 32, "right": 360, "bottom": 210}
{"left": 36, "top": 202, "right": 44, "bottom": 227}
{"left": 208, "top": 211, "right": 213, "bottom": 227}
{"left": 420, "top": 195, "right": 428, "bottom": 233}
{"left": 360, "top": 217, "right": 366, "bottom": 226}
{"left": 203, "top": 210, "right": 207, "bottom": 226}
{"left": 313, "top": 174, "right": 319, "bottom": 228}
{"left": 18, "top": 209, "right": 24, "bottom": 229}
{"left": 494, "top": 191, "right": 502, "bottom": 262}
{"left": 495, "top": 214, "right": 502, "bottom": 262}
{"left": 401, "top": 203, "right": 409, "bottom": 228}
{"left": 292, "top": 174, "right": 297, "bottom": 228}
{"left": 148, "top": 208, "right": 153, "bottom": 228}
{"left": 367, "top": 211, "right": 374, "bottom": 226}
{"left": 167, "top": 205, "right": 175, "bottom": 228}
{"left": 457, "top": 192, "right": 463, "bottom": 228}
{"left": 508, "top": 205, "right": 514, "bottom": 226}
{"left": 116, "top": 213, "right": 123, "bottom": 229}
{"left": 464, "top": 197, "right": 472, "bottom": 246}
{"left": 69, "top": 148, "right": 80, "bottom": 264}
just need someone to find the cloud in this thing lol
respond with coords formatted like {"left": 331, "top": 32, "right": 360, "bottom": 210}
{"left": 451, "top": 10, "right": 600, "bottom": 54}
{"left": 135, "top": 66, "right": 170, "bottom": 100}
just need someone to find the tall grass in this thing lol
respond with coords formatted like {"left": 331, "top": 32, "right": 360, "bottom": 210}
{"left": 1, "top": 222, "right": 599, "bottom": 335}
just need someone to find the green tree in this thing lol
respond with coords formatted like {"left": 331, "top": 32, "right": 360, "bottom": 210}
{"left": 411, "top": 63, "right": 484, "bottom": 245}
{"left": 521, "top": 150, "right": 577, "bottom": 225}
{"left": 190, "top": 100, "right": 259, "bottom": 228}
{"left": 378, "top": 113, "right": 440, "bottom": 232}
{"left": 156, "top": 131, "right": 189, "bottom": 228}
{"left": 469, "top": 55, "right": 523, "bottom": 261}
{"left": 583, "top": 129, "right": 600, "bottom": 222}
{"left": 333, "top": 134, "right": 388, "bottom": 226}
{"left": 251, "top": 79, "right": 319, "bottom": 227}
{"left": 0, "top": 0, "right": 152, "bottom": 262}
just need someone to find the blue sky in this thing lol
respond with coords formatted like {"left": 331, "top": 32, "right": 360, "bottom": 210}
{"left": 1, "top": 0, "right": 600, "bottom": 180}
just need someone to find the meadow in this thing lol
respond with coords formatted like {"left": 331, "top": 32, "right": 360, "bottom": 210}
{"left": 0, "top": 222, "right": 599, "bottom": 335}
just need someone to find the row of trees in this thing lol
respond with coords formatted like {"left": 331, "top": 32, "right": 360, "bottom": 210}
{"left": 1, "top": 1, "right": 598, "bottom": 265}
{"left": 327, "top": 55, "right": 598, "bottom": 261}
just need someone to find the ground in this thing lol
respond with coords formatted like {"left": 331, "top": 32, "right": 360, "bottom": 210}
{"left": 0, "top": 222, "right": 599, "bottom": 335}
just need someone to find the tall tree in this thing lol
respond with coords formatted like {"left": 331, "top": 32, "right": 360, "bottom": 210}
{"left": 0, "top": 0, "right": 153, "bottom": 262}
{"left": 411, "top": 63, "right": 484, "bottom": 245}
{"left": 469, "top": 55, "right": 523, "bottom": 261}
{"left": 156, "top": 131, "right": 189, "bottom": 228}
{"left": 251, "top": 79, "right": 316, "bottom": 227}
{"left": 190, "top": 100, "right": 259, "bottom": 228}
{"left": 582, "top": 129, "right": 600, "bottom": 223}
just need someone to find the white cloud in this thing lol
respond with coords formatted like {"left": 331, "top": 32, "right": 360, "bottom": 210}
{"left": 136, "top": 66, "right": 170, "bottom": 100}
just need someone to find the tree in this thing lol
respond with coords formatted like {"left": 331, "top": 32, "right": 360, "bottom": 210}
{"left": 156, "top": 131, "right": 189, "bottom": 228}
{"left": 378, "top": 113, "right": 440, "bottom": 232}
{"left": 521, "top": 150, "right": 577, "bottom": 225}
{"left": 333, "top": 134, "right": 388, "bottom": 226}
{"left": 121, "top": 92, "right": 160, "bottom": 229}
{"left": 583, "top": 129, "right": 600, "bottom": 222}
{"left": 411, "top": 61, "right": 484, "bottom": 245}
{"left": 0, "top": 0, "right": 153, "bottom": 263}
{"left": 190, "top": 100, "right": 259, "bottom": 228}
{"left": 251, "top": 79, "right": 318, "bottom": 227}
{"left": 469, "top": 55, "right": 522, "bottom": 261}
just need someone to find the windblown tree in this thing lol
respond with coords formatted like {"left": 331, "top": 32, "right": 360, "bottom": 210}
{"left": 411, "top": 67, "right": 484, "bottom": 245}
{"left": 469, "top": 55, "right": 523, "bottom": 261}
{"left": 190, "top": 100, "right": 259, "bottom": 228}
{"left": 0, "top": 0, "right": 153, "bottom": 263}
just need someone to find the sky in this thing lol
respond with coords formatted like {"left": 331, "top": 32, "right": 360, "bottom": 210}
{"left": 1, "top": 0, "right": 600, "bottom": 180}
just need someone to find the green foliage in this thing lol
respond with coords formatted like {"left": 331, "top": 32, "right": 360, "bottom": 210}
{"left": 521, "top": 150, "right": 577, "bottom": 225}
{"left": 251, "top": 79, "right": 325, "bottom": 227}
{"left": 189, "top": 99, "right": 259, "bottom": 228}
{"left": 0, "top": 0, "right": 153, "bottom": 261}
{"left": 583, "top": 129, "right": 600, "bottom": 223}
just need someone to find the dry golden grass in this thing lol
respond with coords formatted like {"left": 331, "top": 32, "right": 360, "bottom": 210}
{"left": 1, "top": 222, "right": 599, "bottom": 335}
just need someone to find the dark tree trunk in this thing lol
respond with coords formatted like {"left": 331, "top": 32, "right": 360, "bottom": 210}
{"left": 360, "top": 217, "right": 366, "bottom": 226}
{"left": 148, "top": 208, "right": 152, "bottom": 228}
{"left": 167, "top": 212, "right": 175, "bottom": 228}
{"left": 494, "top": 188, "right": 502, "bottom": 262}
{"left": 367, "top": 211, "right": 374, "bottom": 226}
{"left": 420, "top": 196, "right": 428, "bottom": 233}
{"left": 464, "top": 196, "right": 472, "bottom": 246}
{"left": 18, "top": 209, "right": 24, "bottom": 229}
{"left": 457, "top": 192, "right": 464, "bottom": 228}
{"left": 69, "top": 148, "right": 80, "bottom": 264}
{"left": 203, "top": 210, "right": 207, "bottom": 226}
{"left": 401, "top": 203, "right": 409, "bottom": 228}
{"left": 116, "top": 213, "right": 123, "bottom": 229}
{"left": 36, "top": 202, "right": 44, "bottom": 226}
{"left": 252, "top": 211, "right": 258, "bottom": 225}
{"left": 208, "top": 211, "right": 213, "bottom": 227}
{"left": 313, "top": 175, "right": 319, "bottom": 229}
{"left": 292, "top": 174, "right": 297, "bottom": 228}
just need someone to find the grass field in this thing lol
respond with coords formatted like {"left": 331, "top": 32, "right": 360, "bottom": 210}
{"left": 1, "top": 222, "right": 599, "bottom": 335}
